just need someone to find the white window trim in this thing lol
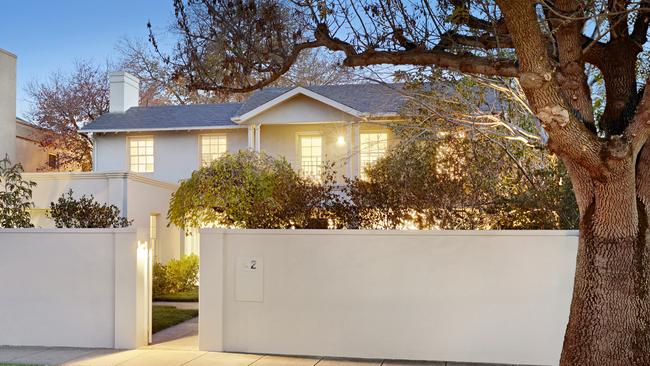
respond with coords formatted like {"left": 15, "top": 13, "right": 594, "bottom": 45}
{"left": 359, "top": 131, "right": 389, "bottom": 179}
{"left": 127, "top": 135, "right": 155, "bottom": 173}
{"left": 296, "top": 132, "right": 323, "bottom": 180}
{"left": 198, "top": 133, "right": 228, "bottom": 168}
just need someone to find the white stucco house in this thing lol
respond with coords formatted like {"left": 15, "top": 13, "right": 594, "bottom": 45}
{"left": 82, "top": 72, "right": 405, "bottom": 185}
{"left": 1, "top": 45, "right": 407, "bottom": 262}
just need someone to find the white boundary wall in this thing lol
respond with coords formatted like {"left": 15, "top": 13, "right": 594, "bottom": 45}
{"left": 24, "top": 172, "right": 183, "bottom": 262}
{"left": 199, "top": 229, "right": 578, "bottom": 366}
{"left": 0, "top": 229, "right": 149, "bottom": 349}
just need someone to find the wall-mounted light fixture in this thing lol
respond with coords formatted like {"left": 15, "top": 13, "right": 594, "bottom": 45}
{"left": 337, "top": 136, "right": 345, "bottom": 146}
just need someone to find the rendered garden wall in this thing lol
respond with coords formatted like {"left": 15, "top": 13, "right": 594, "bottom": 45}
{"left": 199, "top": 229, "right": 578, "bottom": 365}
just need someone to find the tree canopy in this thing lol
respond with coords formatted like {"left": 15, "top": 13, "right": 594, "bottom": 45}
{"left": 153, "top": 1, "right": 650, "bottom": 363}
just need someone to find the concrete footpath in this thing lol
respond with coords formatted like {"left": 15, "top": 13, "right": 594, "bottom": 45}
{"left": 0, "top": 346, "right": 523, "bottom": 366}
{"left": 0, "top": 317, "right": 528, "bottom": 366}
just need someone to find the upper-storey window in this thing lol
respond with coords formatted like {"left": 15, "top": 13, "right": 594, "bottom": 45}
{"left": 299, "top": 135, "right": 322, "bottom": 180}
{"left": 201, "top": 135, "right": 227, "bottom": 166}
{"left": 129, "top": 136, "right": 154, "bottom": 173}
{"left": 359, "top": 132, "right": 388, "bottom": 178}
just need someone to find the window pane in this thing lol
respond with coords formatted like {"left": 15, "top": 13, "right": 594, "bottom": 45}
{"left": 299, "top": 135, "right": 322, "bottom": 180}
{"left": 360, "top": 133, "right": 388, "bottom": 179}
{"left": 201, "top": 135, "right": 227, "bottom": 166}
{"left": 129, "top": 137, "right": 154, "bottom": 173}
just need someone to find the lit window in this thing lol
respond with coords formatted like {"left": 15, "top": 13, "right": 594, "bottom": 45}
{"left": 129, "top": 137, "right": 154, "bottom": 173}
{"left": 299, "top": 135, "right": 322, "bottom": 180}
{"left": 201, "top": 135, "right": 227, "bottom": 166}
{"left": 360, "top": 132, "right": 388, "bottom": 178}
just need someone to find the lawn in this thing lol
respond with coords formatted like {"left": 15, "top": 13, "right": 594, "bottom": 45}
{"left": 153, "top": 287, "right": 198, "bottom": 302}
{"left": 152, "top": 305, "right": 198, "bottom": 334}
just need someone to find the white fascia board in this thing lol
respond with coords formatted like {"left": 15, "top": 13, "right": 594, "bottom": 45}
{"left": 232, "top": 87, "right": 364, "bottom": 123}
{"left": 80, "top": 125, "right": 248, "bottom": 133}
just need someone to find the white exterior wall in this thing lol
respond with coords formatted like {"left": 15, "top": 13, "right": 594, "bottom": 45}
{"left": 199, "top": 229, "right": 578, "bottom": 366}
{"left": 248, "top": 95, "right": 359, "bottom": 124}
{"left": 94, "top": 129, "right": 248, "bottom": 184}
{"left": 0, "top": 228, "right": 148, "bottom": 349}
{"left": 0, "top": 49, "right": 16, "bottom": 161}
{"left": 24, "top": 172, "right": 182, "bottom": 263}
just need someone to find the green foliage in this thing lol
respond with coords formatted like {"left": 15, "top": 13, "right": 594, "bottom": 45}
{"left": 152, "top": 254, "right": 199, "bottom": 296}
{"left": 153, "top": 288, "right": 199, "bottom": 302}
{"left": 168, "top": 150, "right": 334, "bottom": 229}
{"left": 48, "top": 189, "right": 132, "bottom": 228}
{"left": 152, "top": 262, "right": 169, "bottom": 297}
{"left": 336, "top": 136, "right": 578, "bottom": 230}
{"left": 0, "top": 156, "right": 36, "bottom": 228}
{"left": 165, "top": 254, "right": 199, "bottom": 293}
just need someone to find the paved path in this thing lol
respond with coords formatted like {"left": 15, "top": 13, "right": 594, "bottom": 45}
{"left": 0, "top": 346, "right": 527, "bottom": 366}
{"left": 0, "top": 321, "right": 530, "bottom": 366}
{"left": 148, "top": 316, "right": 198, "bottom": 351}
{"left": 152, "top": 302, "right": 199, "bottom": 310}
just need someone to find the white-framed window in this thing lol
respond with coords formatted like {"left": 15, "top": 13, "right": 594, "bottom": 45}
{"left": 200, "top": 134, "right": 227, "bottom": 166}
{"left": 359, "top": 132, "right": 388, "bottom": 178}
{"left": 299, "top": 134, "right": 322, "bottom": 180}
{"left": 129, "top": 136, "right": 154, "bottom": 173}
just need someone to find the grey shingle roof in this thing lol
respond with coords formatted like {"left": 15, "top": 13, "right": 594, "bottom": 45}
{"left": 236, "top": 83, "right": 406, "bottom": 116}
{"left": 81, "top": 103, "right": 243, "bottom": 132}
{"left": 81, "top": 83, "right": 406, "bottom": 132}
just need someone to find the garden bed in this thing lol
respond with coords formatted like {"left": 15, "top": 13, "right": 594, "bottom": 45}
{"left": 152, "top": 287, "right": 198, "bottom": 302}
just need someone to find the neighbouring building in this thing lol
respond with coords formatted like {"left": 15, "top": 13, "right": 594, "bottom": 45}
{"left": 0, "top": 49, "right": 66, "bottom": 172}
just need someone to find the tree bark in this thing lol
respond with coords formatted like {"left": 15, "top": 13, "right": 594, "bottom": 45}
{"left": 559, "top": 154, "right": 650, "bottom": 365}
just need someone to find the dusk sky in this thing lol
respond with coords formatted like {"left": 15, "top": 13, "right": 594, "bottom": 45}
{"left": 0, "top": 0, "right": 174, "bottom": 118}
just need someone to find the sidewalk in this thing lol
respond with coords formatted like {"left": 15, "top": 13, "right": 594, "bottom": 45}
{"left": 0, "top": 345, "right": 522, "bottom": 366}
{"left": 0, "top": 317, "right": 521, "bottom": 366}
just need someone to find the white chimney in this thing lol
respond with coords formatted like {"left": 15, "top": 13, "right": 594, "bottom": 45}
{"left": 0, "top": 48, "right": 16, "bottom": 162}
{"left": 109, "top": 71, "right": 139, "bottom": 113}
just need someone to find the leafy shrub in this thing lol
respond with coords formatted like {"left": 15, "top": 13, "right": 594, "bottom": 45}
{"left": 48, "top": 189, "right": 133, "bottom": 228}
{"left": 165, "top": 254, "right": 199, "bottom": 293}
{"left": 336, "top": 137, "right": 578, "bottom": 230}
{"left": 0, "top": 155, "right": 36, "bottom": 228}
{"left": 168, "top": 150, "right": 335, "bottom": 229}
{"left": 152, "top": 262, "right": 169, "bottom": 297}
{"left": 152, "top": 254, "right": 199, "bottom": 296}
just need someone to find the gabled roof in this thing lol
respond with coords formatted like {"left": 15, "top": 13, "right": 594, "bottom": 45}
{"left": 81, "top": 83, "right": 406, "bottom": 133}
{"left": 236, "top": 83, "right": 405, "bottom": 118}
{"left": 81, "top": 103, "right": 244, "bottom": 133}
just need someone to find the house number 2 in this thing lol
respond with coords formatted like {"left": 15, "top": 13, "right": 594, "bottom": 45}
{"left": 250, "top": 260, "right": 257, "bottom": 270}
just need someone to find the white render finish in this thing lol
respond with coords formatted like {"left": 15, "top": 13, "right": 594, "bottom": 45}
{"left": 199, "top": 229, "right": 578, "bottom": 366}
{"left": 0, "top": 48, "right": 16, "bottom": 161}
{"left": 0, "top": 228, "right": 148, "bottom": 349}
{"left": 94, "top": 129, "right": 248, "bottom": 184}
{"left": 109, "top": 72, "right": 140, "bottom": 113}
{"left": 24, "top": 172, "right": 183, "bottom": 263}
{"left": 92, "top": 89, "right": 396, "bottom": 184}
{"left": 247, "top": 94, "right": 360, "bottom": 125}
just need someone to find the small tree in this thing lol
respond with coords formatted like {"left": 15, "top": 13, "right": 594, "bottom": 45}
{"left": 48, "top": 189, "right": 132, "bottom": 228}
{"left": 0, "top": 156, "right": 36, "bottom": 228}
{"left": 168, "top": 150, "right": 334, "bottom": 229}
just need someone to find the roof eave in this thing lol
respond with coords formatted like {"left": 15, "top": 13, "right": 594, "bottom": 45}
{"left": 80, "top": 125, "right": 247, "bottom": 133}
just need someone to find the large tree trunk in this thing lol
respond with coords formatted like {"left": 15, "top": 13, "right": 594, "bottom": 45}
{"left": 560, "top": 156, "right": 650, "bottom": 365}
